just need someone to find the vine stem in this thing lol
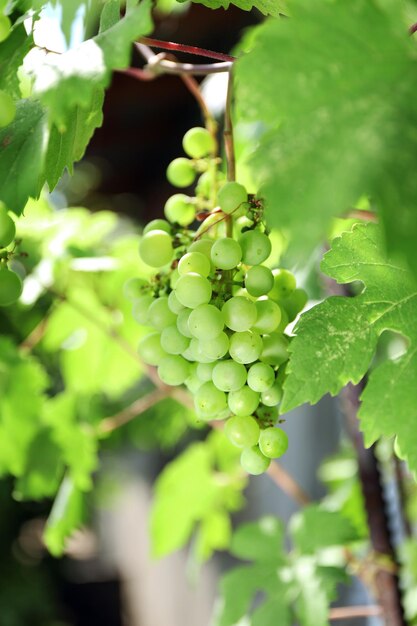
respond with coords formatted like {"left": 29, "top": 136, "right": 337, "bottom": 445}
{"left": 139, "top": 37, "right": 236, "bottom": 62}
{"left": 328, "top": 605, "right": 382, "bottom": 620}
{"left": 135, "top": 43, "right": 232, "bottom": 75}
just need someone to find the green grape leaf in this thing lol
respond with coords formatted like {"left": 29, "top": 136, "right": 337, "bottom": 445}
{"left": 14, "top": 428, "right": 64, "bottom": 500}
{"left": 43, "top": 475, "right": 86, "bottom": 556}
{"left": 187, "top": 0, "right": 285, "bottom": 16}
{"left": 0, "top": 24, "right": 33, "bottom": 96}
{"left": 290, "top": 505, "right": 360, "bottom": 554}
{"left": 0, "top": 99, "right": 49, "bottom": 214}
{"left": 150, "top": 431, "right": 246, "bottom": 559}
{"left": 235, "top": 0, "right": 417, "bottom": 274}
{"left": 230, "top": 514, "right": 286, "bottom": 562}
{"left": 0, "top": 338, "right": 49, "bottom": 477}
{"left": 43, "top": 89, "right": 104, "bottom": 189}
{"left": 24, "top": 0, "right": 152, "bottom": 127}
{"left": 282, "top": 222, "right": 417, "bottom": 474}
{"left": 292, "top": 557, "right": 329, "bottom": 626}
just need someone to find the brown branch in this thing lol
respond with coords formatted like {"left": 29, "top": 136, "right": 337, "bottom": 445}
{"left": 139, "top": 37, "right": 236, "bottom": 62}
{"left": 224, "top": 68, "right": 236, "bottom": 184}
{"left": 266, "top": 460, "right": 312, "bottom": 506}
{"left": 329, "top": 605, "right": 382, "bottom": 621}
{"left": 20, "top": 316, "right": 50, "bottom": 352}
{"left": 98, "top": 387, "right": 168, "bottom": 434}
{"left": 135, "top": 43, "right": 232, "bottom": 76}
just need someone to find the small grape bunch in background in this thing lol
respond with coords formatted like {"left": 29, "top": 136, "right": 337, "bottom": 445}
{"left": 0, "top": 204, "right": 22, "bottom": 306}
{"left": 130, "top": 126, "right": 307, "bottom": 475}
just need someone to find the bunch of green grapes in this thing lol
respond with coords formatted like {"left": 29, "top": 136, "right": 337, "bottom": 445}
{"left": 131, "top": 127, "right": 307, "bottom": 475}
{"left": 0, "top": 204, "right": 22, "bottom": 306}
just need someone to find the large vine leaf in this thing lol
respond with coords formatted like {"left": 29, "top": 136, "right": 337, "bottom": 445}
{"left": 235, "top": 0, "right": 417, "bottom": 275}
{"left": 0, "top": 99, "right": 49, "bottom": 214}
{"left": 24, "top": 0, "right": 152, "bottom": 127}
{"left": 282, "top": 222, "right": 417, "bottom": 473}
{"left": 0, "top": 24, "right": 33, "bottom": 96}
{"left": 187, "top": 0, "right": 285, "bottom": 16}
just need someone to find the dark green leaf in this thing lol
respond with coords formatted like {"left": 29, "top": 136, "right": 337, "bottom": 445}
{"left": 188, "top": 0, "right": 285, "bottom": 16}
{"left": 0, "top": 25, "right": 33, "bottom": 96}
{"left": 14, "top": 428, "right": 64, "bottom": 500}
{"left": 231, "top": 515, "right": 285, "bottom": 562}
{"left": 290, "top": 505, "right": 359, "bottom": 553}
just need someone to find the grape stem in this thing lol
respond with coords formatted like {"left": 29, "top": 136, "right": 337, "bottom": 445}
{"left": 139, "top": 37, "right": 236, "bottom": 62}
{"left": 328, "top": 606, "right": 382, "bottom": 621}
{"left": 135, "top": 43, "right": 233, "bottom": 76}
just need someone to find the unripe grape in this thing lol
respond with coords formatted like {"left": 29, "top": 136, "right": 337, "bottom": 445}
{"left": 168, "top": 290, "right": 185, "bottom": 314}
{"left": 124, "top": 278, "right": 151, "bottom": 300}
{"left": 222, "top": 296, "right": 257, "bottom": 332}
{"left": 188, "top": 303, "right": 224, "bottom": 339}
{"left": 182, "top": 126, "right": 215, "bottom": 158}
{"left": 239, "top": 230, "right": 271, "bottom": 265}
{"left": 178, "top": 251, "right": 210, "bottom": 277}
{"left": 176, "top": 308, "right": 193, "bottom": 338}
{"left": 245, "top": 265, "right": 274, "bottom": 297}
{"left": 0, "top": 15, "right": 11, "bottom": 43}
{"left": 196, "top": 362, "right": 216, "bottom": 382}
{"left": 188, "top": 337, "right": 216, "bottom": 363}
{"left": 132, "top": 295, "right": 154, "bottom": 324}
{"left": 143, "top": 219, "right": 171, "bottom": 235}
{"left": 0, "top": 207, "right": 16, "bottom": 248}
{"left": 138, "top": 332, "right": 167, "bottom": 365}
{"left": 194, "top": 381, "right": 227, "bottom": 418}
{"left": 257, "top": 404, "right": 278, "bottom": 424}
{"left": 148, "top": 297, "right": 176, "bottom": 330}
{"left": 228, "top": 386, "right": 259, "bottom": 416}
{"left": 261, "top": 382, "right": 283, "bottom": 407}
{"left": 224, "top": 415, "right": 260, "bottom": 448}
{"left": 166, "top": 157, "right": 196, "bottom": 187}
{"left": 253, "top": 299, "right": 282, "bottom": 334}
{"left": 199, "top": 331, "right": 229, "bottom": 360}
{"left": 258, "top": 427, "right": 288, "bottom": 458}
{"left": 259, "top": 333, "right": 289, "bottom": 366}
{"left": 229, "top": 330, "right": 263, "bottom": 364}
{"left": 164, "top": 194, "right": 196, "bottom": 226}
{"left": 160, "top": 324, "right": 190, "bottom": 354}
{"left": 139, "top": 230, "right": 173, "bottom": 268}
{"left": 211, "top": 237, "right": 242, "bottom": 270}
{"left": 247, "top": 362, "right": 275, "bottom": 392}
{"left": 0, "top": 90, "right": 16, "bottom": 127}
{"left": 0, "top": 267, "right": 23, "bottom": 306}
{"left": 158, "top": 355, "right": 190, "bottom": 386}
{"left": 268, "top": 269, "right": 296, "bottom": 301}
{"left": 240, "top": 446, "right": 270, "bottom": 475}
{"left": 175, "top": 273, "right": 212, "bottom": 308}
{"left": 281, "top": 287, "right": 308, "bottom": 322}
{"left": 212, "top": 359, "right": 247, "bottom": 392}
{"left": 218, "top": 182, "right": 247, "bottom": 215}
{"left": 188, "top": 238, "right": 214, "bottom": 261}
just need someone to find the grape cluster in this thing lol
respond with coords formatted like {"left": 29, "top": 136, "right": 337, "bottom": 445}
{"left": 132, "top": 127, "right": 307, "bottom": 475}
{"left": 0, "top": 204, "right": 22, "bottom": 306}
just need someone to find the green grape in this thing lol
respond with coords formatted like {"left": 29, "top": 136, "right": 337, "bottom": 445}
{"left": 196, "top": 171, "right": 212, "bottom": 197}
{"left": 166, "top": 157, "right": 196, "bottom": 187}
{"left": 276, "top": 307, "right": 289, "bottom": 333}
{"left": 176, "top": 308, "right": 193, "bottom": 338}
{"left": 196, "top": 362, "right": 216, "bottom": 382}
{"left": 212, "top": 359, "right": 247, "bottom": 392}
{"left": 0, "top": 267, "right": 23, "bottom": 306}
{"left": 0, "top": 208, "right": 16, "bottom": 247}
{"left": 257, "top": 404, "right": 278, "bottom": 424}
{"left": 210, "top": 237, "right": 242, "bottom": 270}
{"left": 170, "top": 268, "right": 180, "bottom": 288}
{"left": 222, "top": 296, "right": 257, "bottom": 332}
{"left": 240, "top": 446, "right": 270, "bottom": 475}
{"left": 247, "top": 362, "right": 275, "bottom": 392}
{"left": 178, "top": 251, "right": 211, "bottom": 277}
{"left": 229, "top": 330, "right": 263, "bottom": 364}
{"left": 123, "top": 277, "right": 151, "bottom": 300}
{"left": 137, "top": 332, "right": 167, "bottom": 365}
{"left": 164, "top": 194, "right": 196, "bottom": 226}
{"left": 158, "top": 354, "right": 190, "bottom": 386}
{"left": 224, "top": 415, "right": 260, "bottom": 448}
{"left": 218, "top": 182, "right": 247, "bottom": 215}
{"left": 0, "top": 90, "right": 15, "bottom": 127}
{"left": 0, "top": 14, "right": 11, "bottom": 42}
{"left": 258, "top": 427, "right": 288, "bottom": 458}
{"left": 199, "top": 331, "right": 229, "bottom": 360}
{"left": 160, "top": 324, "right": 190, "bottom": 354}
{"left": 281, "top": 287, "right": 308, "bottom": 322}
{"left": 185, "top": 366, "right": 202, "bottom": 394}
{"left": 194, "top": 381, "right": 227, "bottom": 418}
{"left": 132, "top": 294, "right": 154, "bottom": 324}
{"left": 188, "top": 303, "right": 224, "bottom": 339}
{"left": 139, "top": 230, "right": 173, "bottom": 268}
{"left": 175, "top": 272, "right": 212, "bottom": 308}
{"left": 268, "top": 269, "right": 296, "bottom": 301}
{"left": 182, "top": 126, "right": 215, "bottom": 158}
{"left": 253, "top": 299, "right": 282, "bottom": 334}
{"left": 143, "top": 219, "right": 171, "bottom": 235}
{"left": 245, "top": 265, "right": 274, "bottom": 297}
{"left": 239, "top": 230, "right": 271, "bottom": 265}
{"left": 168, "top": 290, "right": 185, "bottom": 314}
{"left": 148, "top": 296, "right": 176, "bottom": 330}
{"left": 187, "top": 338, "right": 216, "bottom": 363}
{"left": 260, "top": 333, "right": 289, "bottom": 366}
{"left": 228, "top": 385, "right": 259, "bottom": 416}
{"left": 188, "top": 238, "right": 214, "bottom": 261}
{"left": 261, "top": 382, "right": 283, "bottom": 407}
